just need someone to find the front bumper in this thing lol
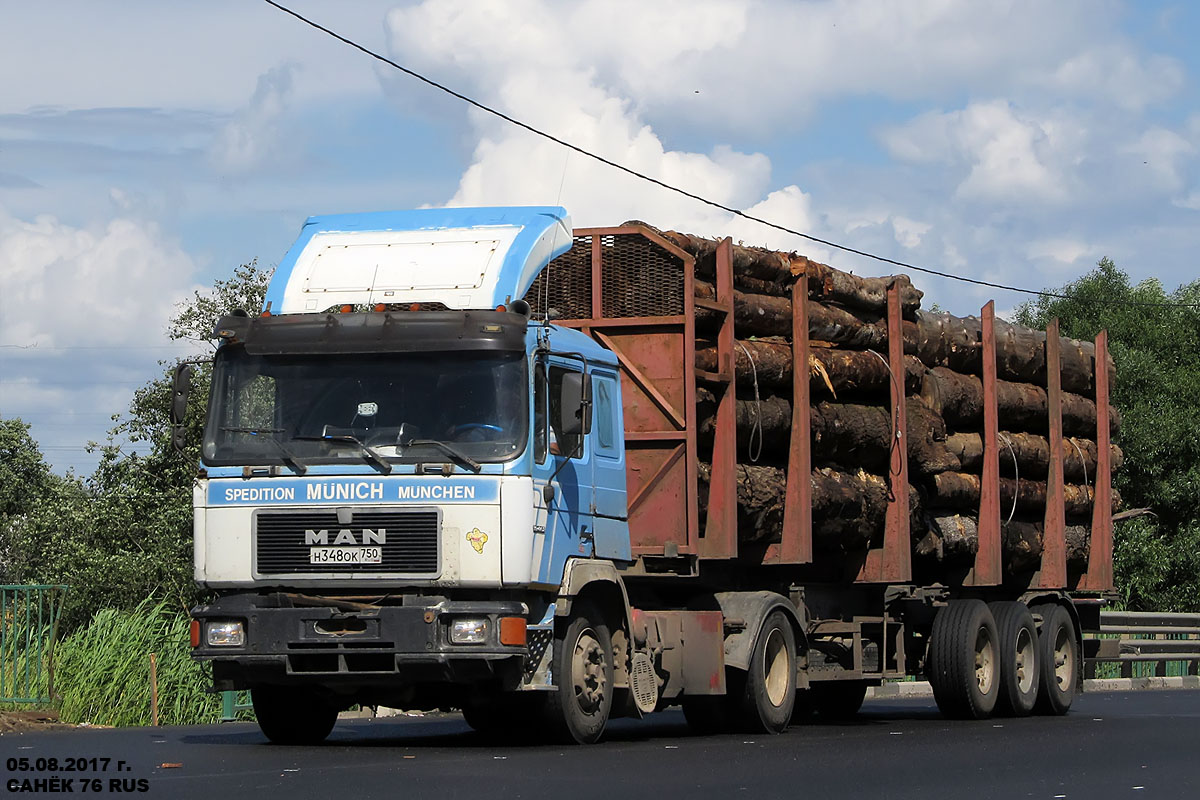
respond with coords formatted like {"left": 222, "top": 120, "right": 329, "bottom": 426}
{"left": 192, "top": 593, "right": 528, "bottom": 690}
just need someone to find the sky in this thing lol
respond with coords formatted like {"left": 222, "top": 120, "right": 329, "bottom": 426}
{"left": 1, "top": 0, "right": 1198, "bottom": 475}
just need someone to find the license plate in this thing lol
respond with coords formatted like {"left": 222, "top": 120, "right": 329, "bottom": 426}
{"left": 309, "top": 546, "right": 382, "bottom": 565}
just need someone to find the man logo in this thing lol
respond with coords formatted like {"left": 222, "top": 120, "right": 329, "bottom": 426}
{"left": 304, "top": 529, "right": 387, "bottom": 545}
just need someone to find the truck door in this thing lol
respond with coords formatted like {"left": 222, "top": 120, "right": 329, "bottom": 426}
{"left": 531, "top": 360, "right": 596, "bottom": 584}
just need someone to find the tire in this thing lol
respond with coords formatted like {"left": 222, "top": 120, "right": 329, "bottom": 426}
{"left": 1031, "top": 602, "right": 1078, "bottom": 715}
{"left": 250, "top": 686, "right": 338, "bottom": 745}
{"left": 988, "top": 601, "right": 1040, "bottom": 717}
{"left": 737, "top": 610, "right": 797, "bottom": 734}
{"left": 811, "top": 681, "right": 868, "bottom": 720}
{"left": 927, "top": 599, "right": 1000, "bottom": 720}
{"left": 544, "top": 601, "right": 614, "bottom": 744}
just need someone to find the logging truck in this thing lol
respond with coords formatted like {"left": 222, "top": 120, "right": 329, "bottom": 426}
{"left": 179, "top": 207, "right": 1117, "bottom": 744}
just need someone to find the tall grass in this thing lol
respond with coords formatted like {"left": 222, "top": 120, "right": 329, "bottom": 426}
{"left": 52, "top": 599, "right": 224, "bottom": 727}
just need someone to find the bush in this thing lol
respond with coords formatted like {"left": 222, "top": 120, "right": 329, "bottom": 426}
{"left": 53, "top": 600, "right": 222, "bottom": 727}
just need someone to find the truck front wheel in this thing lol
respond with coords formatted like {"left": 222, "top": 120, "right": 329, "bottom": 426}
{"left": 740, "top": 610, "right": 797, "bottom": 733}
{"left": 545, "top": 601, "right": 614, "bottom": 744}
{"left": 250, "top": 686, "right": 338, "bottom": 745}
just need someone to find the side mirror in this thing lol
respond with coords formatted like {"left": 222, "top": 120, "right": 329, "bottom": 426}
{"left": 170, "top": 363, "right": 196, "bottom": 454}
{"left": 557, "top": 372, "right": 592, "bottom": 437}
{"left": 171, "top": 363, "right": 195, "bottom": 426}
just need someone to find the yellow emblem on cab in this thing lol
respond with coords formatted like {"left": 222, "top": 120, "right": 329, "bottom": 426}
{"left": 466, "top": 528, "right": 488, "bottom": 554}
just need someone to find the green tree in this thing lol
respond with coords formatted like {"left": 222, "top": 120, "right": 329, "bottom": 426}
{"left": 0, "top": 417, "right": 58, "bottom": 582}
{"left": 0, "top": 417, "right": 53, "bottom": 517}
{"left": 8, "top": 261, "right": 273, "bottom": 629}
{"left": 1015, "top": 258, "right": 1200, "bottom": 611}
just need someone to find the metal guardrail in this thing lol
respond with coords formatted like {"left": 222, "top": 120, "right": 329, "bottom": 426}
{"left": 1084, "top": 611, "right": 1200, "bottom": 678}
{"left": 0, "top": 585, "right": 69, "bottom": 704}
{"left": 221, "top": 690, "right": 253, "bottom": 722}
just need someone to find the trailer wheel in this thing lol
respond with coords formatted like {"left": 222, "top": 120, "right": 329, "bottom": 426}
{"left": 812, "top": 681, "right": 868, "bottom": 720}
{"left": 251, "top": 686, "right": 338, "bottom": 745}
{"left": 544, "top": 601, "right": 613, "bottom": 744}
{"left": 928, "top": 600, "right": 999, "bottom": 720}
{"left": 988, "top": 601, "right": 1040, "bottom": 717}
{"left": 738, "top": 610, "right": 796, "bottom": 734}
{"left": 1030, "top": 603, "right": 1077, "bottom": 716}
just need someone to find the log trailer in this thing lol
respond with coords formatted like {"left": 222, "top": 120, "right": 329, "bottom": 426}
{"left": 180, "top": 207, "right": 1117, "bottom": 744}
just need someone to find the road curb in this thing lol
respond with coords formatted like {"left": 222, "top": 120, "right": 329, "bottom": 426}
{"left": 866, "top": 675, "right": 1200, "bottom": 700}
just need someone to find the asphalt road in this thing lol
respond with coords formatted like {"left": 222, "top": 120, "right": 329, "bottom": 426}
{"left": 3, "top": 690, "right": 1197, "bottom": 799}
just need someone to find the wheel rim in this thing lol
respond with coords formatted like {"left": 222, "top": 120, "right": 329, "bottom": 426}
{"left": 1014, "top": 627, "right": 1035, "bottom": 694}
{"left": 570, "top": 627, "right": 607, "bottom": 714}
{"left": 1051, "top": 626, "right": 1074, "bottom": 691}
{"left": 974, "top": 626, "right": 996, "bottom": 695}
{"left": 762, "top": 628, "right": 789, "bottom": 707}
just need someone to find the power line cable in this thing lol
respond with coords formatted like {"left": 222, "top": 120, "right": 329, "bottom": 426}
{"left": 261, "top": 0, "right": 1200, "bottom": 310}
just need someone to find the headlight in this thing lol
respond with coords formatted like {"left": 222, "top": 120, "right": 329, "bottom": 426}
{"left": 449, "top": 618, "right": 489, "bottom": 645}
{"left": 206, "top": 621, "right": 245, "bottom": 647}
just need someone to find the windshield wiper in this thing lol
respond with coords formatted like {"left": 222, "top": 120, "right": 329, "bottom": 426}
{"left": 219, "top": 427, "right": 307, "bottom": 475}
{"left": 398, "top": 437, "right": 482, "bottom": 474}
{"left": 294, "top": 434, "right": 393, "bottom": 475}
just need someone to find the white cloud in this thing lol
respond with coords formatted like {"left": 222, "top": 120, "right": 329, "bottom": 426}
{"left": 0, "top": 209, "right": 198, "bottom": 348}
{"left": 1026, "top": 238, "right": 1092, "bottom": 265}
{"left": 892, "top": 216, "right": 932, "bottom": 249}
{"left": 385, "top": 0, "right": 810, "bottom": 249}
{"left": 209, "top": 65, "right": 297, "bottom": 175}
{"left": 1121, "top": 127, "right": 1195, "bottom": 193}
{"left": 1046, "top": 47, "right": 1183, "bottom": 111}
{"left": 881, "top": 100, "right": 1079, "bottom": 204}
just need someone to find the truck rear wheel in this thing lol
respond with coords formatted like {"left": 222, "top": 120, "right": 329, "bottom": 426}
{"left": 544, "top": 601, "right": 613, "bottom": 744}
{"left": 250, "top": 686, "right": 338, "bottom": 745}
{"left": 738, "top": 610, "right": 796, "bottom": 733}
{"left": 1030, "top": 602, "right": 1077, "bottom": 715}
{"left": 988, "top": 601, "right": 1040, "bottom": 717}
{"left": 928, "top": 599, "right": 999, "bottom": 720}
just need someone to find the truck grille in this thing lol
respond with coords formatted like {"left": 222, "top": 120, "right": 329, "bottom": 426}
{"left": 255, "top": 509, "right": 440, "bottom": 576}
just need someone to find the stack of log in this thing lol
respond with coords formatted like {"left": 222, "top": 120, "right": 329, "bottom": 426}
{"left": 652, "top": 226, "right": 1121, "bottom": 574}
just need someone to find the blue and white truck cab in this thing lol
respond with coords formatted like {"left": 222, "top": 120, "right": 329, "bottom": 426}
{"left": 185, "top": 207, "right": 674, "bottom": 744}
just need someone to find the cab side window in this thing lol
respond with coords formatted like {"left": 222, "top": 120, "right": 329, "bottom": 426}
{"left": 595, "top": 376, "right": 616, "bottom": 454}
{"left": 548, "top": 365, "right": 583, "bottom": 459}
{"left": 534, "top": 364, "right": 547, "bottom": 464}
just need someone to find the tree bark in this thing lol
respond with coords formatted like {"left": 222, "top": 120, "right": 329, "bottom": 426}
{"left": 945, "top": 431, "right": 1125, "bottom": 482}
{"left": 692, "top": 281, "right": 1113, "bottom": 396}
{"left": 696, "top": 392, "right": 959, "bottom": 475}
{"left": 695, "top": 338, "right": 925, "bottom": 396}
{"left": 918, "top": 513, "right": 1090, "bottom": 571}
{"left": 698, "top": 462, "right": 890, "bottom": 550}
{"left": 929, "top": 472, "right": 1120, "bottom": 517}
{"left": 654, "top": 225, "right": 925, "bottom": 313}
{"left": 920, "top": 366, "right": 1120, "bottom": 437}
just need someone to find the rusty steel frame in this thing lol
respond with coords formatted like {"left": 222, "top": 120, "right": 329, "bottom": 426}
{"left": 565, "top": 226, "right": 701, "bottom": 558}
{"left": 966, "top": 301, "right": 1002, "bottom": 586}
{"left": 856, "top": 283, "right": 911, "bottom": 583}
{"left": 699, "top": 238, "right": 739, "bottom": 559}
{"left": 1034, "top": 318, "right": 1068, "bottom": 589}
{"left": 763, "top": 276, "right": 814, "bottom": 564}
{"left": 1079, "top": 330, "right": 1115, "bottom": 591}
{"left": 549, "top": 229, "right": 1115, "bottom": 586}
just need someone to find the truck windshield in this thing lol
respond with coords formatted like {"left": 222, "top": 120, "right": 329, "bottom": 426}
{"left": 202, "top": 346, "right": 528, "bottom": 467}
